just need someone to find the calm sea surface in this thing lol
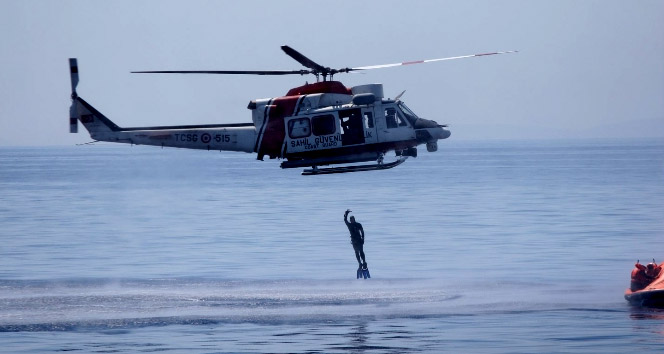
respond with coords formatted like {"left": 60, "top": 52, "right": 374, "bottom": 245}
{"left": 1, "top": 139, "right": 663, "bottom": 353}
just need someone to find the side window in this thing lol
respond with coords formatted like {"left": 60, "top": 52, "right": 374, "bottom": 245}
{"left": 288, "top": 118, "right": 311, "bottom": 138}
{"left": 312, "top": 114, "right": 336, "bottom": 136}
{"left": 364, "top": 112, "right": 374, "bottom": 129}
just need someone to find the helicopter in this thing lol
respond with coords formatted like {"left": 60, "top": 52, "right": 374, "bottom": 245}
{"left": 68, "top": 46, "right": 516, "bottom": 175}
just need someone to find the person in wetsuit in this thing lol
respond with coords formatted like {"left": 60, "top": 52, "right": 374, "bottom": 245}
{"left": 344, "top": 209, "right": 367, "bottom": 269}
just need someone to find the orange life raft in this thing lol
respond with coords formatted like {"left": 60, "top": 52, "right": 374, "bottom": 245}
{"left": 625, "top": 260, "right": 664, "bottom": 307}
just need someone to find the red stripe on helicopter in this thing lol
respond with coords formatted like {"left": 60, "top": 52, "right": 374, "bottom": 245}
{"left": 257, "top": 96, "right": 300, "bottom": 159}
{"left": 402, "top": 60, "right": 425, "bottom": 65}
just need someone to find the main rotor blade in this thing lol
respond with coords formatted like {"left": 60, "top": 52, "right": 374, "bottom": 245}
{"left": 280, "top": 45, "right": 328, "bottom": 73}
{"left": 351, "top": 50, "right": 518, "bottom": 71}
{"left": 131, "top": 69, "right": 310, "bottom": 76}
{"left": 130, "top": 48, "right": 517, "bottom": 78}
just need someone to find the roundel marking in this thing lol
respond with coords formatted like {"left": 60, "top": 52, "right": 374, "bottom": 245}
{"left": 201, "top": 133, "right": 211, "bottom": 144}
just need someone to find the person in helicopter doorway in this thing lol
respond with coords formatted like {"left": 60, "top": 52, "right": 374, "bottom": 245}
{"left": 344, "top": 209, "right": 367, "bottom": 270}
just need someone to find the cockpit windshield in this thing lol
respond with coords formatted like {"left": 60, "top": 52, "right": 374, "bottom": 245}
{"left": 398, "top": 102, "right": 419, "bottom": 124}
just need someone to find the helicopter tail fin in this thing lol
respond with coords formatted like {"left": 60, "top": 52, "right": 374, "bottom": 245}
{"left": 69, "top": 58, "right": 122, "bottom": 139}
{"left": 73, "top": 97, "right": 122, "bottom": 134}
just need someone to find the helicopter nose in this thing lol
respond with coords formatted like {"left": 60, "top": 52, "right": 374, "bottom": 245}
{"left": 414, "top": 118, "right": 450, "bottom": 140}
{"left": 438, "top": 126, "right": 451, "bottom": 139}
{"left": 430, "top": 123, "right": 450, "bottom": 140}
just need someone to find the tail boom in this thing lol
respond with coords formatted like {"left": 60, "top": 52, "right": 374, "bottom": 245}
{"left": 68, "top": 58, "right": 257, "bottom": 152}
{"left": 73, "top": 97, "right": 256, "bottom": 151}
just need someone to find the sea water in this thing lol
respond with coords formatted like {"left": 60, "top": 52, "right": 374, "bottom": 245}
{"left": 1, "top": 139, "right": 663, "bottom": 353}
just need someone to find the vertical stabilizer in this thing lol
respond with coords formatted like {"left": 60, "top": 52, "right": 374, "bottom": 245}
{"left": 67, "top": 58, "right": 122, "bottom": 141}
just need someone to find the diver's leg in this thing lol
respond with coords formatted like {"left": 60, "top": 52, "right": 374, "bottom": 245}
{"left": 359, "top": 244, "right": 366, "bottom": 265}
{"left": 353, "top": 244, "right": 363, "bottom": 278}
{"left": 357, "top": 244, "right": 370, "bottom": 278}
{"left": 353, "top": 244, "right": 362, "bottom": 266}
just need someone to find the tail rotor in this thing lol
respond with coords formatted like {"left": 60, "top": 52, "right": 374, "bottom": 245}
{"left": 69, "top": 58, "right": 79, "bottom": 133}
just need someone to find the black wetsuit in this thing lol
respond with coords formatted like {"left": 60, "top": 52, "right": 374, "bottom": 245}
{"left": 344, "top": 213, "right": 366, "bottom": 267}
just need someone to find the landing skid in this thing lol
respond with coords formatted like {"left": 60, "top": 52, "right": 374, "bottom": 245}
{"left": 302, "top": 156, "right": 408, "bottom": 176}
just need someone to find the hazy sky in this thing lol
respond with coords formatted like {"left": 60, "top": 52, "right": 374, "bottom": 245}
{"left": 1, "top": 0, "right": 662, "bottom": 146}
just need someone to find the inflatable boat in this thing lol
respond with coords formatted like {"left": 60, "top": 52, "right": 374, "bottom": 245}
{"left": 625, "top": 260, "right": 664, "bottom": 307}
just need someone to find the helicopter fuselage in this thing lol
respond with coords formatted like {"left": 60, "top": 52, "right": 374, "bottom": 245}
{"left": 72, "top": 76, "right": 450, "bottom": 171}
{"left": 249, "top": 81, "right": 450, "bottom": 168}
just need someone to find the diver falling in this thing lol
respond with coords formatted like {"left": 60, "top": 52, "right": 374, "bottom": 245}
{"left": 344, "top": 209, "right": 370, "bottom": 279}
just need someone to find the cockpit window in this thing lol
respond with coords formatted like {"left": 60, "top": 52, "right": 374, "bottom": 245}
{"left": 385, "top": 107, "right": 408, "bottom": 128}
{"left": 398, "top": 102, "right": 419, "bottom": 125}
{"left": 385, "top": 108, "right": 398, "bottom": 128}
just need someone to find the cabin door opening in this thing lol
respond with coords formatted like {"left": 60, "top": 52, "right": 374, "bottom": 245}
{"left": 339, "top": 108, "right": 365, "bottom": 146}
